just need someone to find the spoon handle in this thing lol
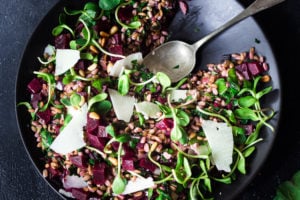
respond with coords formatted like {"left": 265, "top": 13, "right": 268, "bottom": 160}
{"left": 192, "top": 0, "right": 285, "bottom": 50}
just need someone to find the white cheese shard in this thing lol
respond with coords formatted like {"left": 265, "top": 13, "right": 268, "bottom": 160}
{"left": 201, "top": 119, "right": 233, "bottom": 172}
{"left": 43, "top": 44, "right": 55, "bottom": 56}
{"left": 135, "top": 101, "right": 161, "bottom": 119}
{"left": 50, "top": 104, "right": 87, "bottom": 155}
{"left": 121, "top": 177, "right": 155, "bottom": 195}
{"left": 63, "top": 175, "right": 89, "bottom": 189}
{"left": 55, "top": 49, "right": 80, "bottom": 76}
{"left": 109, "top": 52, "right": 143, "bottom": 77}
{"left": 169, "top": 90, "right": 188, "bottom": 102}
{"left": 108, "top": 89, "right": 136, "bottom": 122}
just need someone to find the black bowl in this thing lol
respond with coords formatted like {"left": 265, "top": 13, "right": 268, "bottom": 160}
{"left": 15, "top": 0, "right": 282, "bottom": 199}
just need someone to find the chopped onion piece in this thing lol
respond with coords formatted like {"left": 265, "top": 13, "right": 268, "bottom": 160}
{"left": 135, "top": 101, "right": 161, "bottom": 119}
{"left": 201, "top": 119, "right": 233, "bottom": 172}
{"left": 63, "top": 175, "right": 89, "bottom": 189}
{"left": 55, "top": 49, "right": 80, "bottom": 76}
{"left": 50, "top": 104, "right": 88, "bottom": 155}
{"left": 109, "top": 52, "right": 143, "bottom": 77}
{"left": 108, "top": 89, "right": 136, "bottom": 122}
{"left": 121, "top": 177, "right": 155, "bottom": 195}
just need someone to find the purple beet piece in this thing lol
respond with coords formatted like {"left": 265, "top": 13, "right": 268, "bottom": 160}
{"left": 54, "top": 33, "right": 71, "bottom": 49}
{"left": 235, "top": 63, "right": 251, "bottom": 80}
{"left": 117, "top": 5, "right": 133, "bottom": 21}
{"left": 27, "top": 78, "right": 42, "bottom": 94}
{"left": 36, "top": 108, "right": 51, "bottom": 124}
{"left": 69, "top": 155, "right": 87, "bottom": 168}
{"left": 86, "top": 115, "right": 100, "bottom": 135}
{"left": 247, "top": 62, "right": 263, "bottom": 76}
{"left": 31, "top": 93, "right": 42, "bottom": 109}
{"left": 139, "top": 158, "right": 156, "bottom": 172}
{"left": 108, "top": 45, "right": 124, "bottom": 62}
{"left": 71, "top": 188, "right": 88, "bottom": 200}
{"left": 86, "top": 133, "right": 108, "bottom": 151}
{"left": 156, "top": 118, "right": 174, "bottom": 136}
{"left": 122, "top": 158, "right": 135, "bottom": 171}
{"left": 93, "top": 163, "right": 109, "bottom": 185}
{"left": 242, "top": 124, "right": 255, "bottom": 135}
{"left": 98, "top": 125, "right": 107, "bottom": 137}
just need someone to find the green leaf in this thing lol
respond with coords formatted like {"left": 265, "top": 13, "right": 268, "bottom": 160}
{"left": 112, "top": 176, "right": 126, "bottom": 194}
{"left": 274, "top": 171, "right": 300, "bottom": 200}
{"left": 256, "top": 86, "right": 273, "bottom": 99}
{"left": 238, "top": 96, "right": 257, "bottom": 108}
{"left": 237, "top": 155, "right": 246, "bottom": 174}
{"left": 40, "top": 129, "right": 54, "bottom": 149}
{"left": 70, "top": 93, "right": 81, "bottom": 107}
{"left": 156, "top": 72, "right": 171, "bottom": 92}
{"left": 91, "top": 100, "right": 112, "bottom": 115}
{"left": 99, "top": 0, "right": 121, "bottom": 10}
{"left": 234, "top": 108, "right": 259, "bottom": 121}
{"left": 243, "top": 146, "right": 256, "bottom": 157}
{"left": 175, "top": 109, "right": 190, "bottom": 127}
{"left": 88, "top": 93, "right": 108, "bottom": 110}
{"left": 115, "top": 134, "right": 130, "bottom": 143}
{"left": 215, "top": 78, "right": 227, "bottom": 95}
{"left": 106, "top": 124, "right": 116, "bottom": 138}
{"left": 118, "top": 74, "right": 130, "bottom": 95}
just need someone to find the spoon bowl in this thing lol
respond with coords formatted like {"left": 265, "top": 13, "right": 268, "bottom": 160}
{"left": 143, "top": 0, "right": 285, "bottom": 82}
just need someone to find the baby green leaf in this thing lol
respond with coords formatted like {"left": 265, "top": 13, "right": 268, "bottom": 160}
{"left": 112, "top": 176, "right": 126, "bottom": 194}
{"left": 215, "top": 78, "right": 227, "bottom": 95}
{"left": 175, "top": 109, "right": 190, "bottom": 127}
{"left": 118, "top": 74, "right": 130, "bottom": 95}
{"left": 88, "top": 93, "right": 108, "bottom": 110}
{"left": 156, "top": 72, "right": 171, "bottom": 92}
{"left": 70, "top": 93, "right": 81, "bottom": 107}
{"left": 256, "top": 86, "right": 272, "bottom": 99}
{"left": 274, "top": 171, "right": 300, "bottom": 200}
{"left": 238, "top": 96, "right": 257, "bottom": 108}
{"left": 243, "top": 146, "right": 256, "bottom": 157}
{"left": 234, "top": 108, "right": 259, "bottom": 121}
{"left": 99, "top": 0, "right": 121, "bottom": 10}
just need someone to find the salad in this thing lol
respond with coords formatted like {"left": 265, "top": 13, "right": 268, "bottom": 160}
{"left": 18, "top": 0, "right": 276, "bottom": 199}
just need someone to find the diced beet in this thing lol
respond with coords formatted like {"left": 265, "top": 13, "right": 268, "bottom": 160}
{"left": 87, "top": 133, "right": 108, "bottom": 151}
{"left": 54, "top": 33, "right": 71, "bottom": 49}
{"left": 30, "top": 93, "right": 42, "bottom": 109}
{"left": 118, "top": 5, "right": 133, "bottom": 21}
{"left": 235, "top": 63, "right": 251, "bottom": 80}
{"left": 111, "top": 141, "right": 120, "bottom": 151}
{"left": 108, "top": 45, "right": 124, "bottom": 62}
{"left": 71, "top": 188, "right": 88, "bottom": 200}
{"left": 93, "top": 163, "right": 109, "bottom": 185}
{"left": 48, "top": 167, "right": 61, "bottom": 178}
{"left": 94, "top": 19, "right": 111, "bottom": 33}
{"left": 247, "top": 62, "right": 263, "bottom": 76}
{"left": 27, "top": 78, "right": 42, "bottom": 94}
{"left": 36, "top": 108, "right": 51, "bottom": 124}
{"left": 123, "top": 144, "right": 135, "bottom": 158}
{"left": 139, "top": 158, "right": 156, "bottom": 172}
{"left": 69, "top": 155, "right": 87, "bottom": 168}
{"left": 156, "top": 118, "right": 174, "bottom": 136}
{"left": 122, "top": 158, "right": 135, "bottom": 171}
{"left": 179, "top": 0, "right": 188, "bottom": 15}
{"left": 97, "top": 126, "right": 107, "bottom": 137}
{"left": 242, "top": 124, "right": 255, "bottom": 135}
{"left": 86, "top": 115, "right": 100, "bottom": 135}
{"left": 74, "top": 60, "right": 86, "bottom": 71}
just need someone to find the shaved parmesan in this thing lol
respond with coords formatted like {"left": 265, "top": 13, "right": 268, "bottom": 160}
{"left": 55, "top": 49, "right": 80, "bottom": 76}
{"left": 169, "top": 90, "right": 188, "bottom": 102}
{"left": 121, "top": 177, "right": 155, "bottom": 195}
{"left": 135, "top": 101, "right": 161, "bottom": 119}
{"left": 201, "top": 119, "right": 233, "bottom": 172}
{"left": 109, "top": 52, "right": 143, "bottom": 77}
{"left": 44, "top": 44, "right": 55, "bottom": 56}
{"left": 63, "top": 175, "right": 89, "bottom": 189}
{"left": 108, "top": 89, "right": 136, "bottom": 122}
{"left": 50, "top": 104, "right": 88, "bottom": 155}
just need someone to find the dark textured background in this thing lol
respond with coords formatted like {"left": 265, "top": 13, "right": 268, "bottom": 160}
{"left": 0, "top": 0, "right": 298, "bottom": 199}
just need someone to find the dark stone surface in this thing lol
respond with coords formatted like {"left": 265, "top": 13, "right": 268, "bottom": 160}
{"left": 0, "top": 0, "right": 297, "bottom": 199}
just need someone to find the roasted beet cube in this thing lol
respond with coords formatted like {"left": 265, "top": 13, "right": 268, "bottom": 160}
{"left": 108, "top": 45, "right": 123, "bottom": 62}
{"left": 30, "top": 93, "right": 42, "bottom": 109}
{"left": 247, "top": 62, "right": 263, "bottom": 76}
{"left": 86, "top": 115, "right": 100, "bottom": 135}
{"left": 36, "top": 108, "right": 51, "bottom": 124}
{"left": 236, "top": 63, "right": 251, "bottom": 80}
{"left": 156, "top": 118, "right": 174, "bottom": 136}
{"left": 93, "top": 163, "right": 109, "bottom": 185}
{"left": 139, "top": 158, "right": 156, "bottom": 172}
{"left": 87, "top": 133, "right": 108, "bottom": 151}
{"left": 122, "top": 158, "right": 135, "bottom": 171}
{"left": 55, "top": 33, "right": 71, "bottom": 49}
{"left": 117, "top": 5, "right": 133, "bottom": 21}
{"left": 71, "top": 188, "right": 88, "bottom": 200}
{"left": 98, "top": 126, "right": 107, "bottom": 137}
{"left": 27, "top": 78, "right": 42, "bottom": 94}
{"left": 69, "top": 155, "right": 87, "bottom": 168}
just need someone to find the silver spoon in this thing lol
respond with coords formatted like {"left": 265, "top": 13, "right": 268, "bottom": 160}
{"left": 143, "top": 0, "right": 285, "bottom": 82}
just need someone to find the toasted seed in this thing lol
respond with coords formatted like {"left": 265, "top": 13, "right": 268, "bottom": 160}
{"left": 110, "top": 25, "right": 119, "bottom": 35}
{"left": 99, "top": 31, "right": 110, "bottom": 38}
{"left": 89, "top": 45, "right": 99, "bottom": 54}
{"left": 108, "top": 157, "right": 118, "bottom": 166}
{"left": 42, "top": 169, "right": 48, "bottom": 178}
{"left": 261, "top": 75, "right": 271, "bottom": 83}
{"left": 88, "top": 63, "right": 98, "bottom": 71}
{"left": 89, "top": 112, "right": 100, "bottom": 120}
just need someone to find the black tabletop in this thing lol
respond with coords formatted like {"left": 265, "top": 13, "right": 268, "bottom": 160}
{"left": 0, "top": 0, "right": 298, "bottom": 200}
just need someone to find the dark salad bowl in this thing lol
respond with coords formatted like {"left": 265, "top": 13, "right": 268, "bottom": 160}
{"left": 15, "top": 0, "right": 282, "bottom": 199}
